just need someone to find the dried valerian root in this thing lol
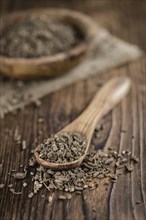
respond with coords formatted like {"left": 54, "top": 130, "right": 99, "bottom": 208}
{"left": 22, "top": 140, "right": 27, "bottom": 150}
{"left": 37, "top": 132, "right": 87, "bottom": 163}
{"left": 3, "top": 146, "right": 139, "bottom": 200}
{"left": 0, "top": 16, "right": 82, "bottom": 58}
{"left": 58, "top": 195, "right": 67, "bottom": 200}
{"left": 12, "top": 172, "right": 26, "bottom": 180}
{"left": 27, "top": 149, "right": 138, "bottom": 197}
{"left": 28, "top": 192, "right": 34, "bottom": 198}
{"left": 10, "top": 188, "right": 22, "bottom": 195}
{"left": 125, "top": 164, "right": 134, "bottom": 172}
{"left": 131, "top": 155, "right": 139, "bottom": 163}
{"left": 0, "top": 184, "right": 5, "bottom": 189}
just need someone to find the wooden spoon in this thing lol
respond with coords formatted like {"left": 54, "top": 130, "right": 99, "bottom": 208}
{"left": 34, "top": 76, "right": 131, "bottom": 170}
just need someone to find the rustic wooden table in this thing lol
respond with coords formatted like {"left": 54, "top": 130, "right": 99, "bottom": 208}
{"left": 0, "top": 1, "right": 146, "bottom": 220}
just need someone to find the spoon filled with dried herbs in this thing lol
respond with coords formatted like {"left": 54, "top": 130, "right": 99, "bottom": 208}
{"left": 34, "top": 76, "right": 131, "bottom": 170}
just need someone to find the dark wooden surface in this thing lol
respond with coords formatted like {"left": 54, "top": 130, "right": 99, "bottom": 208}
{"left": 0, "top": 1, "right": 146, "bottom": 220}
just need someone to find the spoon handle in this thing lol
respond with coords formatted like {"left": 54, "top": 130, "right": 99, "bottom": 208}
{"left": 63, "top": 76, "right": 131, "bottom": 140}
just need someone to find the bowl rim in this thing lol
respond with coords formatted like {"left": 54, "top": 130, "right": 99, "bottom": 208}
{"left": 0, "top": 8, "right": 98, "bottom": 65}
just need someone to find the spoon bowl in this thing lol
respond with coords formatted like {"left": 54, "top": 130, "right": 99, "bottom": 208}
{"left": 34, "top": 76, "right": 131, "bottom": 170}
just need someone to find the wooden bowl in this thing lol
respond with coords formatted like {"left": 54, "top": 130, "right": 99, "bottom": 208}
{"left": 0, "top": 8, "right": 97, "bottom": 79}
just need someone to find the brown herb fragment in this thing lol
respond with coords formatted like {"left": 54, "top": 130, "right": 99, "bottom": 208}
{"left": 117, "top": 171, "right": 123, "bottom": 176}
{"left": 22, "top": 140, "right": 27, "bottom": 150}
{"left": 37, "top": 118, "right": 44, "bottom": 123}
{"left": 58, "top": 195, "right": 67, "bottom": 200}
{"left": 23, "top": 182, "right": 27, "bottom": 187}
{"left": 29, "top": 157, "right": 37, "bottom": 167}
{"left": 111, "top": 174, "right": 117, "bottom": 180}
{"left": 93, "top": 171, "right": 100, "bottom": 178}
{"left": 92, "top": 207, "right": 97, "bottom": 212}
{"left": 126, "top": 164, "right": 134, "bottom": 172}
{"left": 33, "top": 99, "right": 41, "bottom": 107}
{"left": 0, "top": 183, "right": 5, "bottom": 189}
{"left": 69, "top": 187, "right": 75, "bottom": 192}
{"left": 10, "top": 188, "right": 22, "bottom": 195}
{"left": 108, "top": 147, "right": 114, "bottom": 151}
{"left": 76, "top": 191, "right": 82, "bottom": 194}
{"left": 115, "top": 161, "right": 124, "bottom": 169}
{"left": 74, "top": 186, "right": 84, "bottom": 191}
{"left": 15, "top": 134, "right": 21, "bottom": 145}
{"left": 131, "top": 155, "right": 139, "bottom": 163}
{"left": 28, "top": 192, "right": 34, "bottom": 198}
{"left": 122, "top": 158, "right": 128, "bottom": 163}
{"left": 127, "top": 150, "right": 131, "bottom": 156}
{"left": 122, "top": 151, "right": 126, "bottom": 155}
{"left": 37, "top": 132, "right": 87, "bottom": 163}
{"left": 48, "top": 196, "right": 53, "bottom": 203}
{"left": 105, "top": 158, "right": 114, "bottom": 165}
{"left": 0, "top": 16, "right": 82, "bottom": 58}
{"left": 12, "top": 172, "right": 26, "bottom": 180}
{"left": 66, "top": 194, "right": 72, "bottom": 200}
{"left": 14, "top": 128, "right": 19, "bottom": 141}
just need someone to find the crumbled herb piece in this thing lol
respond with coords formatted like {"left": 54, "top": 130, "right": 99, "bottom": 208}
{"left": 37, "top": 132, "right": 87, "bottom": 163}
{"left": 0, "top": 16, "right": 82, "bottom": 58}
{"left": 122, "top": 151, "right": 126, "bottom": 155}
{"left": 37, "top": 118, "right": 44, "bottom": 123}
{"left": 33, "top": 99, "right": 42, "bottom": 107}
{"left": 48, "top": 196, "right": 53, "bottom": 203}
{"left": 126, "top": 164, "right": 134, "bottom": 172}
{"left": 131, "top": 155, "right": 139, "bottom": 163}
{"left": 29, "top": 157, "right": 37, "bottom": 167}
{"left": 22, "top": 140, "right": 27, "bottom": 150}
{"left": 76, "top": 191, "right": 82, "bottom": 194}
{"left": 28, "top": 192, "right": 34, "bottom": 198}
{"left": 111, "top": 174, "right": 117, "bottom": 180}
{"left": 23, "top": 182, "right": 27, "bottom": 187}
{"left": 10, "top": 188, "right": 22, "bottom": 195}
{"left": 122, "top": 158, "right": 128, "bottom": 163}
{"left": 105, "top": 158, "right": 114, "bottom": 165}
{"left": 66, "top": 194, "right": 72, "bottom": 200}
{"left": 58, "top": 195, "right": 67, "bottom": 200}
{"left": 92, "top": 207, "right": 97, "bottom": 212}
{"left": 0, "top": 183, "right": 5, "bottom": 189}
{"left": 12, "top": 172, "right": 26, "bottom": 180}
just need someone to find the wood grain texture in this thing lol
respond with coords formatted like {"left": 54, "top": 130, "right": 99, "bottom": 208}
{"left": 0, "top": 1, "right": 146, "bottom": 220}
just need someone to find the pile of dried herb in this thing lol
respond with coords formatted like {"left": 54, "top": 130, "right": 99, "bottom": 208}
{"left": 0, "top": 127, "right": 139, "bottom": 200}
{"left": 0, "top": 147, "right": 138, "bottom": 200}
{"left": 30, "top": 151, "right": 112, "bottom": 194}
{"left": 28, "top": 148, "right": 138, "bottom": 196}
{"left": 0, "top": 16, "right": 82, "bottom": 58}
{"left": 37, "top": 132, "right": 87, "bottom": 163}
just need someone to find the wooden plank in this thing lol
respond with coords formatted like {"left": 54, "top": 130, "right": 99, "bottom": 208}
{"left": 0, "top": 1, "right": 146, "bottom": 220}
{"left": 0, "top": 60, "right": 145, "bottom": 220}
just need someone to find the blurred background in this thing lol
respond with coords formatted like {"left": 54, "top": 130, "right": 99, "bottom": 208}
{"left": 0, "top": 0, "right": 146, "bottom": 52}
{"left": 0, "top": 1, "right": 146, "bottom": 220}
